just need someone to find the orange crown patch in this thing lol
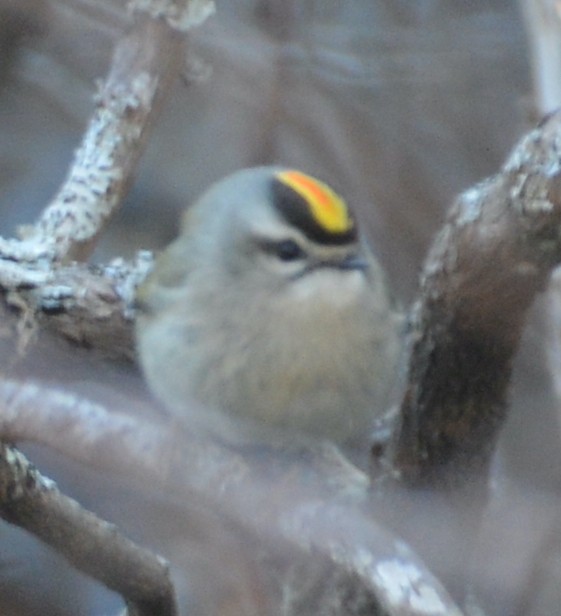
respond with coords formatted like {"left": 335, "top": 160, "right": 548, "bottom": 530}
{"left": 276, "top": 170, "right": 354, "bottom": 235}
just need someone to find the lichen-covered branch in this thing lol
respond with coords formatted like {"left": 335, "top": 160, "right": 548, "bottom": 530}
{"left": 386, "top": 111, "right": 561, "bottom": 490}
{"left": 0, "top": 442, "right": 177, "bottom": 616}
{"left": 19, "top": 0, "right": 213, "bottom": 263}
{"left": 0, "top": 0, "right": 214, "bottom": 354}
{"left": 26, "top": 252, "right": 152, "bottom": 359}
{"left": 0, "top": 0, "right": 218, "bottom": 357}
{"left": 25, "top": 15, "right": 182, "bottom": 262}
{"left": 0, "top": 252, "right": 150, "bottom": 361}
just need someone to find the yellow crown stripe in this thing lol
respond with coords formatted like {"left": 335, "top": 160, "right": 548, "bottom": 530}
{"left": 278, "top": 170, "right": 354, "bottom": 234}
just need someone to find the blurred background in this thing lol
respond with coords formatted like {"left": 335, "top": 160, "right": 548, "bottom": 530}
{"left": 0, "top": 1, "right": 559, "bottom": 614}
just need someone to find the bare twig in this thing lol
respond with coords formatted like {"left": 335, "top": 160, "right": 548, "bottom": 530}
{"left": 0, "top": 442, "right": 177, "bottom": 616}
{"left": 386, "top": 110, "right": 561, "bottom": 490}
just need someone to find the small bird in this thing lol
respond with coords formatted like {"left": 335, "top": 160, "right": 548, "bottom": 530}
{"left": 135, "top": 167, "right": 401, "bottom": 448}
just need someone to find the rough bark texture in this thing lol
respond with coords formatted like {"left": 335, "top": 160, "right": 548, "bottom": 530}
{"left": 388, "top": 112, "right": 561, "bottom": 489}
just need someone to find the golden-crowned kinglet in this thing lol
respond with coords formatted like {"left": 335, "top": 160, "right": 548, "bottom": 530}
{"left": 135, "top": 167, "right": 401, "bottom": 447}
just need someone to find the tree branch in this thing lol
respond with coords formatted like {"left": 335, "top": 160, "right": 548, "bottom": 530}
{"left": 0, "top": 0, "right": 215, "bottom": 359}
{"left": 27, "top": 253, "right": 153, "bottom": 360}
{"left": 386, "top": 110, "right": 561, "bottom": 490}
{"left": 15, "top": 6, "right": 187, "bottom": 263}
{"left": 0, "top": 442, "right": 177, "bottom": 616}
{"left": 0, "top": 378, "right": 462, "bottom": 615}
{"left": 0, "top": 1, "right": 214, "bottom": 614}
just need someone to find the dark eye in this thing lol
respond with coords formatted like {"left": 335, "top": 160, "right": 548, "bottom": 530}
{"left": 275, "top": 239, "right": 305, "bottom": 261}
